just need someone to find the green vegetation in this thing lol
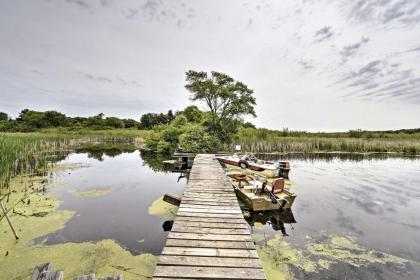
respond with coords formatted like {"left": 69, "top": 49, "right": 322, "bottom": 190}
{"left": 230, "top": 127, "right": 420, "bottom": 154}
{"left": 143, "top": 70, "right": 258, "bottom": 154}
{"left": 68, "top": 188, "right": 112, "bottom": 197}
{"left": 256, "top": 234, "right": 413, "bottom": 280}
{"left": 0, "top": 134, "right": 71, "bottom": 192}
{"left": 0, "top": 131, "right": 149, "bottom": 193}
{"left": 1, "top": 172, "right": 156, "bottom": 280}
{"left": 0, "top": 109, "right": 173, "bottom": 132}
{"left": 1, "top": 70, "right": 419, "bottom": 159}
{"left": 185, "top": 70, "right": 256, "bottom": 142}
{"left": 148, "top": 196, "right": 178, "bottom": 219}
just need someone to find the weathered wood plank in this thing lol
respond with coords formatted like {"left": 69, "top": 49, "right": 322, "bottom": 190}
{"left": 178, "top": 208, "right": 242, "bottom": 214}
{"left": 31, "top": 263, "right": 53, "bottom": 280}
{"left": 174, "top": 216, "right": 247, "bottom": 224}
{"left": 153, "top": 154, "right": 265, "bottom": 280}
{"left": 173, "top": 221, "right": 248, "bottom": 229}
{"left": 182, "top": 192, "right": 237, "bottom": 197}
{"left": 177, "top": 212, "right": 244, "bottom": 219}
{"left": 167, "top": 232, "right": 252, "bottom": 241}
{"left": 74, "top": 274, "right": 95, "bottom": 280}
{"left": 154, "top": 266, "right": 266, "bottom": 279}
{"left": 165, "top": 239, "right": 255, "bottom": 249}
{"left": 181, "top": 196, "right": 238, "bottom": 202}
{"left": 171, "top": 225, "right": 250, "bottom": 235}
{"left": 181, "top": 200, "right": 238, "bottom": 206}
{"left": 179, "top": 204, "right": 241, "bottom": 210}
{"left": 161, "top": 247, "right": 259, "bottom": 258}
{"left": 158, "top": 255, "right": 262, "bottom": 268}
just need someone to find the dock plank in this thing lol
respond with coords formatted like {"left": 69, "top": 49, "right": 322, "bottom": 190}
{"left": 158, "top": 256, "right": 262, "bottom": 268}
{"left": 152, "top": 154, "right": 266, "bottom": 279}
{"left": 154, "top": 266, "right": 266, "bottom": 280}
{"left": 165, "top": 239, "right": 255, "bottom": 249}
{"left": 171, "top": 225, "right": 250, "bottom": 235}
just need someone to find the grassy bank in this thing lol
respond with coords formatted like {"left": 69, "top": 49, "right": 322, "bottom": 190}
{"left": 227, "top": 128, "right": 420, "bottom": 155}
{"left": 0, "top": 129, "right": 150, "bottom": 192}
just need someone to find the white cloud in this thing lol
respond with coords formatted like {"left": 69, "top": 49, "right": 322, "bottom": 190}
{"left": 0, "top": 0, "right": 419, "bottom": 130}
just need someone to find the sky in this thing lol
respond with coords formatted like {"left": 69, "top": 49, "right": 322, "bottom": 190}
{"left": 0, "top": 0, "right": 420, "bottom": 131}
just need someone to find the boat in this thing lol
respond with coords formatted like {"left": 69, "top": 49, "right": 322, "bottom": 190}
{"left": 227, "top": 171, "right": 296, "bottom": 211}
{"left": 216, "top": 153, "right": 291, "bottom": 178}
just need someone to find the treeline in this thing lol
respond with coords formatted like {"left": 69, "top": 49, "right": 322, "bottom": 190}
{"left": 0, "top": 109, "right": 176, "bottom": 132}
{"left": 236, "top": 127, "right": 420, "bottom": 140}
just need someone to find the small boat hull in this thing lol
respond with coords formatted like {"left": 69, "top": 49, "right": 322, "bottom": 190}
{"left": 217, "top": 155, "right": 290, "bottom": 179}
{"left": 233, "top": 185, "right": 296, "bottom": 211}
{"left": 234, "top": 187, "right": 282, "bottom": 211}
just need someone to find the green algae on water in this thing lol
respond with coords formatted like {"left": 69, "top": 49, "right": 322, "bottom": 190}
{"left": 255, "top": 233, "right": 414, "bottom": 280}
{"left": 148, "top": 196, "right": 178, "bottom": 219}
{"left": 307, "top": 235, "right": 411, "bottom": 268}
{"left": 68, "top": 188, "right": 112, "bottom": 197}
{"left": 1, "top": 170, "right": 157, "bottom": 280}
{"left": 256, "top": 235, "right": 317, "bottom": 280}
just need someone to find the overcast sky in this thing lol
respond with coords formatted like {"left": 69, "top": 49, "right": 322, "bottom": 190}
{"left": 1, "top": 0, "right": 419, "bottom": 131}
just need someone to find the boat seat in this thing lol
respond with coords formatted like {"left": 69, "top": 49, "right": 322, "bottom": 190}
{"left": 264, "top": 178, "right": 285, "bottom": 194}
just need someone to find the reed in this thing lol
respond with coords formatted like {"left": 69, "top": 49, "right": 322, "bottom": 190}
{"left": 0, "top": 130, "right": 150, "bottom": 193}
{"left": 226, "top": 128, "right": 420, "bottom": 154}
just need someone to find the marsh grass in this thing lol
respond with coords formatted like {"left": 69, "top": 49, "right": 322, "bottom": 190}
{"left": 226, "top": 128, "right": 420, "bottom": 154}
{"left": 0, "top": 130, "right": 150, "bottom": 193}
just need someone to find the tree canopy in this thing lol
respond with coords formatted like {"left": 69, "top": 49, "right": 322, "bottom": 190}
{"left": 185, "top": 70, "right": 256, "bottom": 141}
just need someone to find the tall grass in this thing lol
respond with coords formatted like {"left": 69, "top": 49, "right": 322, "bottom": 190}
{"left": 226, "top": 128, "right": 420, "bottom": 154}
{"left": 0, "top": 130, "right": 150, "bottom": 193}
{"left": 0, "top": 134, "right": 73, "bottom": 193}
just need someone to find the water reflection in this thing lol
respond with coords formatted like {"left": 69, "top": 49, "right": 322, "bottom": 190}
{"left": 257, "top": 152, "right": 420, "bottom": 162}
{"left": 251, "top": 153, "right": 420, "bottom": 279}
{"left": 41, "top": 149, "right": 185, "bottom": 255}
{"left": 75, "top": 144, "right": 136, "bottom": 161}
{"left": 245, "top": 209, "right": 296, "bottom": 237}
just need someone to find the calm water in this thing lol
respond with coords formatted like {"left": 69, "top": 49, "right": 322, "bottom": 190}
{"left": 41, "top": 149, "right": 420, "bottom": 279}
{"left": 42, "top": 150, "right": 185, "bottom": 255}
{"left": 255, "top": 153, "right": 420, "bottom": 279}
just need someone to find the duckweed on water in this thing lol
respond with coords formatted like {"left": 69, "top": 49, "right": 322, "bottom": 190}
{"left": 307, "top": 235, "right": 411, "bottom": 268}
{"left": 68, "top": 188, "right": 112, "bottom": 197}
{"left": 1, "top": 167, "right": 157, "bottom": 280}
{"left": 148, "top": 196, "right": 178, "bottom": 219}
{"left": 257, "top": 235, "right": 318, "bottom": 280}
{"left": 256, "top": 234, "right": 415, "bottom": 280}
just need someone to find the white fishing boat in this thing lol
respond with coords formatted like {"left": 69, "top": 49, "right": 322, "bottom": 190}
{"left": 216, "top": 153, "right": 291, "bottom": 178}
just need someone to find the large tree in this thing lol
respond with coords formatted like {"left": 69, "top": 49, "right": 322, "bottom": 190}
{"left": 185, "top": 70, "right": 256, "bottom": 141}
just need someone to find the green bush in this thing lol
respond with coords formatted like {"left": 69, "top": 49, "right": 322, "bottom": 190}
{"left": 179, "top": 126, "right": 220, "bottom": 153}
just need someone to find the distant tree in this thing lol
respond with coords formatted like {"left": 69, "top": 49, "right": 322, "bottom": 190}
{"left": 0, "top": 112, "right": 8, "bottom": 121}
{"left": 185, "top": 70, "right": 256, "bottom": 141}
{"left": 104, "top": 117, "right": 124, "bottom": 128}
{"left": 167, "top": 110, "right": 175, "bottom": 122}
{"left": 43, "top": 111, "right": 69, "bottom": 127}
{"left": 122, "top": 118, "right": 139, "bottom": 129}
{"left": 17, "top": 109, "right": 46, "bottom": 129}
{"left": 242, "top": 122, "right": 256, "bottom": 129}
{"left": 85, "top": 114, "right": 105, "bottom": 127}
{"left": 140, "top": 112, "right": 171, "bottom": 129}
{"left": 183, "top": 105, "right": 202, "bottom": 123}
{"left": 70, "top": 117, "right": 87, "bottom": 126}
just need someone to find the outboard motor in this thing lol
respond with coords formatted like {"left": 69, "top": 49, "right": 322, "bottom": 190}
{"left": 278, "top": 161, "right": 291, "bottom": 179}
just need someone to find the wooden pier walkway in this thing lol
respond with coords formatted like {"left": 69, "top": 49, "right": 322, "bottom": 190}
{"left": 153, "top": 154, "right": 266, "bottom": 280}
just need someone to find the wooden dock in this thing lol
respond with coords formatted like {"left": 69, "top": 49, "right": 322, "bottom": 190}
{"left": 153, "top": 154, "right": 266, "bottom": 280}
